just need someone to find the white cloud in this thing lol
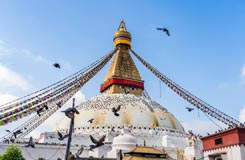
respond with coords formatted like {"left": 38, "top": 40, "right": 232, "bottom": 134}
{"left": 242, "top": 65, "right": 245, "bottom": 78}
{"left": 182, "top": 119, "right": 226, "bottom": 136}
{"left": 0, "top": 93, "right": 18, "bottom": 105}
{"left": 0, "top": 64, "right": 32, "bottom": 92}
{"left": 239, "top": 106, "right": 245, "bottom": 123}
{"left": 34, "top": 55, "right": 52, "bottom": 65}
{"left": 0, "top": 41, "right": 52, "bottom": 65}
{"left": 22, "top": 49, "right": 52, "bottom": 65}
{"left": 1, "top": 40, "right": 73, "bottom": 72}
{"left": 0, "top": 40, "right": 15, "bottom": 59}
{"left": 28, "top": 90, "right": 86, "bottom": 138}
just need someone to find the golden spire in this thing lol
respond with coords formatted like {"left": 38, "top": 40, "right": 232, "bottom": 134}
{"left": 117, "top": 20, "right": 127, "bottom": 31}
{"left": 100, "top": 21, "right": 144, "bottom": 95}
{"left": 113, "top": 20, "right": 131, "bottom": 47}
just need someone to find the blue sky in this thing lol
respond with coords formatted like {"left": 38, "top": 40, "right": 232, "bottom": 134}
{"left": 0, "top": 1, "right": 245, "bottom": 136}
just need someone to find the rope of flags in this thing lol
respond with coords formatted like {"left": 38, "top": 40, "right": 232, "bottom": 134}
{"left": 0, "top": 51, "right": 112, "bottom": 113}
{"left": 0, "top": 74, "right": 86, "bottom": 120}
{"left": 19, "top": 91, "right": 75, "bottom": 139}
{"left": 130, "top": 49, "right": 242, "bottom": 127}
{"left": 0, "top": 49, "right": 116, "bottom": 127}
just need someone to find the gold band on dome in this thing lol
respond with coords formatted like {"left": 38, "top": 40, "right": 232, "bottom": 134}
{"left": 114, "top": 31, "right": 131, "bottom": 38}
{"left": 113, "top": 20, "right": 131, "bottom": 47}
{"left": 114, "top": 39, "right": 131, "bottom": 47}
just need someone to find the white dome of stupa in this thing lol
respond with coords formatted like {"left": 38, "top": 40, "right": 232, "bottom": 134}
{"left": 56, "top": 94, "right": 184, "bottom": 133}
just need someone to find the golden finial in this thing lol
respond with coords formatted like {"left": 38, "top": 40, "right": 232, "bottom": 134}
{"left": 118, "top": 20, "right": 127, "bottom": 31}
{"left": 113, "top": 20, "right": 131, "bottom": 47}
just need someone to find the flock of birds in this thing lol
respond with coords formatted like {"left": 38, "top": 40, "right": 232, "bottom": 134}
{"left": 36, "top": 101, "right": 62, "bottom": 117}
{"left": 3, "top": 26, "right": 218, "bottom": 159}
{"left": 5, "top": 130, "right": 106, "bottom": 158}
{"left": 49, "top": 27, "right": 169, "bottom": 76}
{"left": 49, "top": 132, "right": 106, "bottom": 158}
{"left": 45, "top": 28, "right": 170, "bottom": 72}
{"left": 5, "top": 129, "right": 34, "bottom": 148}
{"left": 67, "top": 136, "right": 106, "bottom": 159}
{"left": 47, "top": 28, "right": 167, "bottom": 74}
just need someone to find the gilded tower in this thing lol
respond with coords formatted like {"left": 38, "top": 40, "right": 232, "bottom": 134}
{"left": 100, "top": 20, "right": 144, "bottom": 95}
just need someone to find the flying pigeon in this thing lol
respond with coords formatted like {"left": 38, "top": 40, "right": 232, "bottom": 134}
{"left": 56, "top": 102, "right": 62, "bottom": 109}
{"left": 62, "top": 107, "right": 80, "bottom": 119}
{"left": 57, "top": 131, "right": 69, "bottom": 141}
{"left": 10, "top": 138, "right": 15, "bottom": 143}
{"left": 43, "top": 104, "right": 48, "bottom": 110}
{"left": 186, "top": 107, "right": 194, "bottom": 112}
{"left": 5, "top": 130, "right": 19, "bottom": 142}
{"left": 88, "top": 118, "right": 94, "bottom": 124}
{"left": 156, "top": 27, "right": 170, "bottom": 36}
{"left": 53, "top": 63, "right": 61, "bottom": 69}
{"left": 111, "top": 126, "right": 115, "bottom": 132}
{"left": 13, "top": 130, "right": 22, "bottom": 138}
{"left": 89, "top": 135, "right": 106, "bottom": 150}
{"left": 112, "top": 105, "right": 121, "bottom": 117}
{"left": 75, "top": 146, "right": 84, "bottom": 158}
{"left": 36, "top": 108, "right": 44, "bottom": 116}
{"left": 36, "top": 105, "right": 49, "bottom": 116}
{"left": 25, "top": 136, "right": 35, "bottom": 148}
{"left": 5, "top": 130, "right": 11, "bottom": 133}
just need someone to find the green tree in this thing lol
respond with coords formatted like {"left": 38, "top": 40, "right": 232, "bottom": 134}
{"left": 1, "top": 145, "right": 25, "bottom": 160}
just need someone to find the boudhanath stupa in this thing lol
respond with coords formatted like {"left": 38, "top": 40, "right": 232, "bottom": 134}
{"left": 2, "top": 20, "right": 229, "bottom": 160}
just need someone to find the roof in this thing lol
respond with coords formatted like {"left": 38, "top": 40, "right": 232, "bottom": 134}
{"left": 74, "top": 158, "right": 115, "bottom": 160}
{"left": 123, "top": 156, "right": 172, "bottom": 160}
{"left": 125, "top": 146, "right": 163, "bottom": 155}
{"left": 201, "top": 126, "right": 245, "bottom": 151}
{"left": 123, "top": 146, "right": 172, "bottom": 160}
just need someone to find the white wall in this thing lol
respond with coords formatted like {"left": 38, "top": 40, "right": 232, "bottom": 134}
{"left": 203, "top": 145, "right": 245, "bottom": 160}
{"left": 0, "top": 143, "right": 88, "bottom": 160}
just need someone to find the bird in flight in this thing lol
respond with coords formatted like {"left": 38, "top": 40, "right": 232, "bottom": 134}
{"left": 89, "top": 135, "right": 106, "bottom": 151}
{"left": 25, "top": 136, "right": 35, "bottom": 148}
{"left": 53, "top": 63, "right": 61, "bottom": 69}
{"left": 5, "top": 130, "right": 21, "bottom": 142}
{"left": 112, "top": 105, "right": 121, "bottom": 117}
{"left": 56, "top": 101, "right": 62, "bottom": 109}
{"left": 62, "top": 107, "right": 79, "bottom": 119}
{"left": 5, "top": 130, "right": 11, "bottom": 133}
{"left": 75, "top": 146, "right": 84, "bottom": 158}
{"left": 49, "top": 135, "right": 55, "bottom": 139}
{"left": 111, "top": 126, "right": 115, "bottom": 132}
{"left": 57, "top": 131, "right": 69, "bottom": 141}
{"left": 9, "top": 129, "right": 22, "bottom": 138}
{"left": 36, "top": 104, "right": 49, "bottom": 116}
{"left": 156, "top": 27, "right": 170, "bottom": 36}
{"left": 43, "top": 104, "right": 48, "bottom": 110}
{"left": 36, "top": 108, "right": 44, "bottom": 116}
{"left": 88, "top": 118, "right": 94, "bottom": 124}
{"left": 186, "top": 107, "right": 194, "bottom": 112}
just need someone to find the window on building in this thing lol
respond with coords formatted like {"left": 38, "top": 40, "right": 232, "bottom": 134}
{"left": 215, "top": 138, "right": 223, "bottom": 145}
